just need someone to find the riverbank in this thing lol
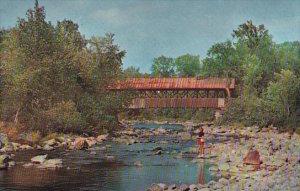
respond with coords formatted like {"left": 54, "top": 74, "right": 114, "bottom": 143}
{"left": 145, "top": 124, "right": 300, "bottom": 191}
{"left": 0, "top": 121, "right": 299, "bottom": 190}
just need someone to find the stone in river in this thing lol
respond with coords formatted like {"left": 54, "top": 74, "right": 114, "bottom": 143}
{"left": 179, "top": 184, "right": 190, "bottom": 191}
{"left": 104, "top": 155, "right": 115, "bottom": 160}
{"left": 39, "top": 159, "right": 63, "bottom": 169}
{"left": 8, "top": 161, "right": 16, "bottom": 167}
{"left": 154, "top": 150, "right": 162, "bottom": 155}
{"left": 0, "top": 154, "right": 10, "bottom": 170}
{"left": 149, "top": 184, "right": 163, "bottom": 191}
{"left": 96, "top": 134, "right": 108, "bottom": 142}
{"left": 31, "top": 154, "right": 48, "bottom": 164}
{"left": 44, "top": 138, "right": 56, "bottom": 146}
{"left": 243, "top": 150, "right": 261, "bottom": 165}
{"left": 189, "top": 184, "right": 199, "bottom": 191}
{"left": 43, "top": 144, "right": 54, "bottom": 151}
{"left": 134, "top": 161, "right": 143, "bottom": 167}
{"left": 86, "top": 138, "right": 97, "bottom": 147}
{"left": 181, "top": 132, "right": 192, "bottom": 140}
{"left": 74, "top": 137, "right": 89, "bottom": 150}
{"left": 152, "top": 146, "right": 162, "bottom": 151}
{"left": 19, "top": 144, "right": 33, "bottom": 150}
{"left": 169, "top": 184, "right": 177, "bottom": 189}
{"left": 157, "top": 183, "right": 168, "bottom": 190}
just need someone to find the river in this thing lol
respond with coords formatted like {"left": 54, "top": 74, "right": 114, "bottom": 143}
{"left": 0, "top": 123, "right": 224, "bottom": 191}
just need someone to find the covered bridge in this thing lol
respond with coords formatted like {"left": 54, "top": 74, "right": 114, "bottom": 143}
{"left": 109, "top": 77, "right": 235, "bottom": 109}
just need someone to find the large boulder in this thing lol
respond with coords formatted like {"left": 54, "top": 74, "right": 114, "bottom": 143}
{"left": 243, "top": 150, "right": 261, "bottom": 165}
{"left": 74, "top": 137, "right": 89, "bottom": 150}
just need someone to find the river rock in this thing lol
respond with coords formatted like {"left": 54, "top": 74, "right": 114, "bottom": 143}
{"left": 189, "top": 184, "right": 198, "bottom": 191}
{"left": 44, "top": 138, "right": 56, "bottom": 146}
{"left": 154, "top": 150, "right": 162, "bottom": 155}
{"left": 229, "top": 166, "right": 239, "bottom": 173}
{"left": 96, "top": 134, "right": 108, "bottom": 142}
{"left": 198, "top": 188, "right": 210, "bottom": 191}
{"left": 8, "top": 161, "right": 16, "bottom": 167}
{"left": 134, "top": 161, "right": 143, "bottom": 167}
{"left": 179, "top": 184, "right": 189, "bottom": 191}
{"left": 74, "top": 137, "right": 89, "bottom": 150}
{"left": 243, "top": 150, "right": 261, "bottom": 165}
{"left": 152, "top": 146, "right": 162, "bottom": 151}
{"left": 149, "top": 184, "right": 163, "bottom": 191}
{"left": 157, "top": 183, "right": 168, "bottom": 190}
{"left": 40, "top": 159, "right": 63, "bottom": 169}
{"left": 0, "top": 133, "right": 9, "bottom": 148}
{"left": 218, "top": 163, "right": 230, "bottom": 171}
{"left": 0, "top": 154, "right": 10, "bottom": 170}
{"left": 19, "top": 144, "right": 33, "bottom": 150}
{"left": 104, "top": 155, "right": 115, "bottom": 160}
{"left": 31, "top": 154, "right": 48, "bottom": 164}
{"left": 209, "top": 166, "right": 218, "bottom": 171}
{"left": 56, "top": 136, "right": 66, "bottom": 143}
{"left": 169, "top": 184, "right": 177, "bottom": 190}
{"left": 181, "top": 132, "right": 192, "bottom": 140}
{"left": 86, "top": 138, "right": 97, "bottom": 147}
{"left": 23, "top": 163, "right": 33, "bottom": 168}
{"left": 11, "top": 142, "right": 21, "bottom": 150}
{"left": 43, "top": 144, "right": 54, "bottom": 151}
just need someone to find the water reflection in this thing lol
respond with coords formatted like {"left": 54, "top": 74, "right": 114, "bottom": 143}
{"left": 198, "top": 161, "right": 204, "bottom": 184}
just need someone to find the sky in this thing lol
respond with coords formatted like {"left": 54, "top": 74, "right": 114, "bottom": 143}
{"left": 0, "top": 0, "right": 299, "bottom": 72}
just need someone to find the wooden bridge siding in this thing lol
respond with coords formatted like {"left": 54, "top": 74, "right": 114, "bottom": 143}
{"left": 129, "top": 98, "right": 225, "bottom": 109}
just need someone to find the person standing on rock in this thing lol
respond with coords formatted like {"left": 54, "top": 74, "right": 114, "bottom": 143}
{"left": 197, "top": 126, "right": 205, "bottom": 155}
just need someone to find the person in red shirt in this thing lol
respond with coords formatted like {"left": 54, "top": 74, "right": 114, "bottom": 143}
{"left": 197, "top": 126, "right": 205, "bottom": 155}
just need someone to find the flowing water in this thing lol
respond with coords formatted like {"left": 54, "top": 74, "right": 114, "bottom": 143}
{"left": 0, "top": 123, "right": 224, "bottom": 191}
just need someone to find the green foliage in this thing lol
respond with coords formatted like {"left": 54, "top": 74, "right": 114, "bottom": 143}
{"left": 209, "top": 21, "right": 300, "bottom": 128}
{"left": 265, "top": 70, "right": 299, "bottom": 125}
{"left": 151, "top": 54, "right": 201, "bottom": 77}
{"left": 0, "top": 1, "right": 130, "bottom": 134}
{"left": 175, "top": 54, "right": 200, "bottom": 77}
{"left": 151, "top": 56, "right": 175, "bottom": 77}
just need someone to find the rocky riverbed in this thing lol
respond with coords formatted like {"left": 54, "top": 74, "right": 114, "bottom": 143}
{"left": 0, "top": 121, "right": 299, "bottom": 190}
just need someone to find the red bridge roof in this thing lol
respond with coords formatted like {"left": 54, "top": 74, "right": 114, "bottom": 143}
{"left": 110, "top": 78, "right": 235, "bottom": 90}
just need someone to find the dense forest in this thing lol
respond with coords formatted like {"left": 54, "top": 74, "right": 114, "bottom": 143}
{"left": 0, "top": 2, "right": 299, "bottom": 134}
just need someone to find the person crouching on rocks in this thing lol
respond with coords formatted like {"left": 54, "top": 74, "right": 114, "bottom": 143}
{"left": 197, "top": 126, "right": 205, "bottom": 155}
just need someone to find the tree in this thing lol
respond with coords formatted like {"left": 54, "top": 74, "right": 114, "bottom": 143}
{"left": 265, "top": 70, "right": 299, "bottom": 125}
{"left": 0, "top": 1, "right": 130, "bottom": 134}
{"left": 232, "top": 20, "right": 269, "bottom": 52}
{"left": 123, "top": 66, "right": 142, "bottom": 78}
{"left": 151, "top": 56, "right": 175, "bottom": 77}
{"left": 175, "top": 54, "right": 200, "bottom": 77}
